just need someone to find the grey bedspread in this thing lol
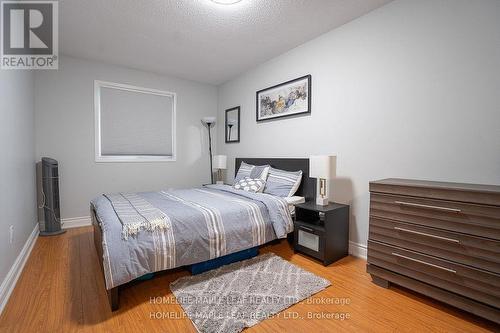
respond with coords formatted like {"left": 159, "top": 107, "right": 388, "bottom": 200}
{"left": 91, "top": 185, "right": 293, "bottom": 289}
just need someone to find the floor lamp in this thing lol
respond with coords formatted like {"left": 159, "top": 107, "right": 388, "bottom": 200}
{"left": 202, "top": 116, "right": 216, "bottom": 184}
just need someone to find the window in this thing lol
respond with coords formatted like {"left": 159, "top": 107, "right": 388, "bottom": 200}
{"left": 94, "top": 80, "right": 176, "bottom": 162}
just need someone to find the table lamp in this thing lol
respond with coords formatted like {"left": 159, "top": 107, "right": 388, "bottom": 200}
{"left": 309, "top": 155, "right": 337, "bottom": 206}
{"left": 213, "top": 155, "right": 227, "bottom": 184}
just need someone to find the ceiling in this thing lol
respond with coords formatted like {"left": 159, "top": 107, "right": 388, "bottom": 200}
{"left": 60, "top": 0, "right": 392, "bottom": 85}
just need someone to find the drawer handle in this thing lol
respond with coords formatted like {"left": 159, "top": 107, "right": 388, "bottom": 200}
{"left": 395, "top": 201, "right": 461, "bottom": 213}
{"left": 391, "top": 252, "right": 457, "bottom": 273}
{"left": 394, "top": 227, "right": 460, "bottom": 243}
{"left": 299, "top": 226, "right": 315, "bottom": 233}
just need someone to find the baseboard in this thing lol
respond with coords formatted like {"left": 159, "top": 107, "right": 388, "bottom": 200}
{"left": 0, "top": 223, "right": 39, "bottom": 315}
{"left": 62, "top": 216, "right": 92, "bottom": 229}
{"left": 349, "top": 241, "right": 367, "bottom": 259}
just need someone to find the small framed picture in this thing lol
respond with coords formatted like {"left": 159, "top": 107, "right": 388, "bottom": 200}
{"left": 256, "top": 75, "right": 311, "bottom": 122}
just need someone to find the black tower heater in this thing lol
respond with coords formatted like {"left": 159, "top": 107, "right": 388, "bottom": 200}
{"left": 40, "top": 157, "right": 65, "bottom": 236}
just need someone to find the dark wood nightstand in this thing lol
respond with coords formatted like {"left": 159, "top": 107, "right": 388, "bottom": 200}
{"left": 293, "top": 201, "right": 349, "bottom": 266}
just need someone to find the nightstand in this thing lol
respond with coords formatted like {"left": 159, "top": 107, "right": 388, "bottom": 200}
{"left": 293, "top": 201, "right": 349, "bottom": 266}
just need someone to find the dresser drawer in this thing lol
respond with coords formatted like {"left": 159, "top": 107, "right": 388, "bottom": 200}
{"left": 368, "top": 240, "right": 500, "bottom": 308}
{"left": 370, "top": 193, "right": 500, "bottom": 240}
{"left": 369, "top": 217, "right": 500, "bottom": 274}
{"left": 370, "top": 179, "right": 500, "bottom": 206}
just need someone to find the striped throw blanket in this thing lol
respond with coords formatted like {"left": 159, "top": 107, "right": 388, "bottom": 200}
{"left": 104, "top": 193, "right": 170, "bottom": 239}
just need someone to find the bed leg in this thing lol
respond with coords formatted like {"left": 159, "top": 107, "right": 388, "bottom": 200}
{"left": 108, "top": 287, "right": 119, "bottom": 311}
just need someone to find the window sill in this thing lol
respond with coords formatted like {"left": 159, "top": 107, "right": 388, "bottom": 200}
{"left": 95, "top": 155, "right": 176, "bottom": 163}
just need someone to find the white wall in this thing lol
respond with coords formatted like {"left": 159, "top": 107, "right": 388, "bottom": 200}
{"left": 217, "top": 0, "right": 500, "bottom": 248}
{"left": 0, "top": 71, "right": 36, "bottom": 286}
{"left": 35, "top": 56, "right": 218, "bottom": 219}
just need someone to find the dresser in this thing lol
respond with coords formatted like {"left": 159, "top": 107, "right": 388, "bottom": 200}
{"left": 367, "top": 178, "right": 500, "bottom": 324}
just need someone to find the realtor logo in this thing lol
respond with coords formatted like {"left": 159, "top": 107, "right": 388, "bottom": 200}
{"left": 1, "top": 1, "right": 58, "bottom": 69}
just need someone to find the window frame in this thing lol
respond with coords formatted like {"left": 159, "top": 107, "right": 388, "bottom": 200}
{"left": 94, "top": 80, "right": 177, "bottom": 163}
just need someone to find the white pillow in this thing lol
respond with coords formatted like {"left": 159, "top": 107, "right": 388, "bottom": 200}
{"left": 284, "top": 196, "right": 305, "bottom": 205}
{"left": 233, "top": 177, "right": 266, "bottom": 193}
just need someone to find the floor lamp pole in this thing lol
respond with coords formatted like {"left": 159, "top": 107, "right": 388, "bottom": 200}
{"left": 208, "top": 124, "right": 214, "bottom": 184}
{"left": 202, "top": 117, "right": 216, "bottom": 184}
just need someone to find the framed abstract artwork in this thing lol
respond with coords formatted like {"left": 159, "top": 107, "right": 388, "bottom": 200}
{"left": 256, "top": 75, "right": 311, "bottom": 122}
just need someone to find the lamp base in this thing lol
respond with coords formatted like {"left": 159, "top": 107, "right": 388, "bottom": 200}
{"left": 316, "top": 197, "right": 329, "bottom": 206}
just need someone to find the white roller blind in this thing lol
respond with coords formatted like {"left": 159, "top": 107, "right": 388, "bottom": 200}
{"left": 97, "top": 83, "right": 175, "bottom": 159}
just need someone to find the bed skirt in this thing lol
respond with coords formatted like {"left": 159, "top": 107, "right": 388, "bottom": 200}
{"left": 189, "top": 247, "right": 259, "bottom": 275}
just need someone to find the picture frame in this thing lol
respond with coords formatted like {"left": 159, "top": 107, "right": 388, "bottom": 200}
{"left": 256, "top": 74, "right": 311, "bottom": 122}
{"left": 225, "top": 106, "right": 240, "bottom": 143}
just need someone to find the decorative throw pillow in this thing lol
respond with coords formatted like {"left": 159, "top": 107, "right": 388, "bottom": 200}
{"left": 233, "top": 177, "right": 266, "bottom": 193}
{"left": 263, "top": 167, "right": 303, "bottom": 197}
{"left": 234, "top": 162, "right": 270, "bottom": 184}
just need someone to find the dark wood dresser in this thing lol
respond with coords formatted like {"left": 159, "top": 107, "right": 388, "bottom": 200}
{"left": 367, "top": 178, "right": 500, "bottom": 324}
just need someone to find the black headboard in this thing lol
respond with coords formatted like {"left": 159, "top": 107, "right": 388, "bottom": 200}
{"left": 235, "top": 158, "right": 316, "bottom": 201}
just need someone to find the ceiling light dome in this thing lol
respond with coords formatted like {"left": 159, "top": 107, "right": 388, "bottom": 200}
{"left": 211, "top": 0, "right": 242, "bottom": 4}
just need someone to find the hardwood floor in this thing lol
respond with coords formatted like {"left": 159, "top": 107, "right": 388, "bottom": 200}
{"left": 0, "top": 227, "right": 496, "bottom": 332}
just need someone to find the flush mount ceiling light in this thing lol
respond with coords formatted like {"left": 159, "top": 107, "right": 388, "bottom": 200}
{"left": 210, "top": 0, "right": 242, "bottom": 4}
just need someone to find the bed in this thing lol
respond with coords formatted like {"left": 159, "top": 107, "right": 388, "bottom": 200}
{"left": 92, "top": 158, "right": 316, "bottom": 311}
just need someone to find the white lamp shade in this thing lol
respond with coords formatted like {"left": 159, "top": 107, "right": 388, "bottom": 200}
{"left": 309, "top": 155, "right": 336, "bottom": 179}
{"left": 213, "top": 155, "right": 227, "bottom": 170}
{"left": 202, "top": 116, "right": 216, "bottom": 125}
